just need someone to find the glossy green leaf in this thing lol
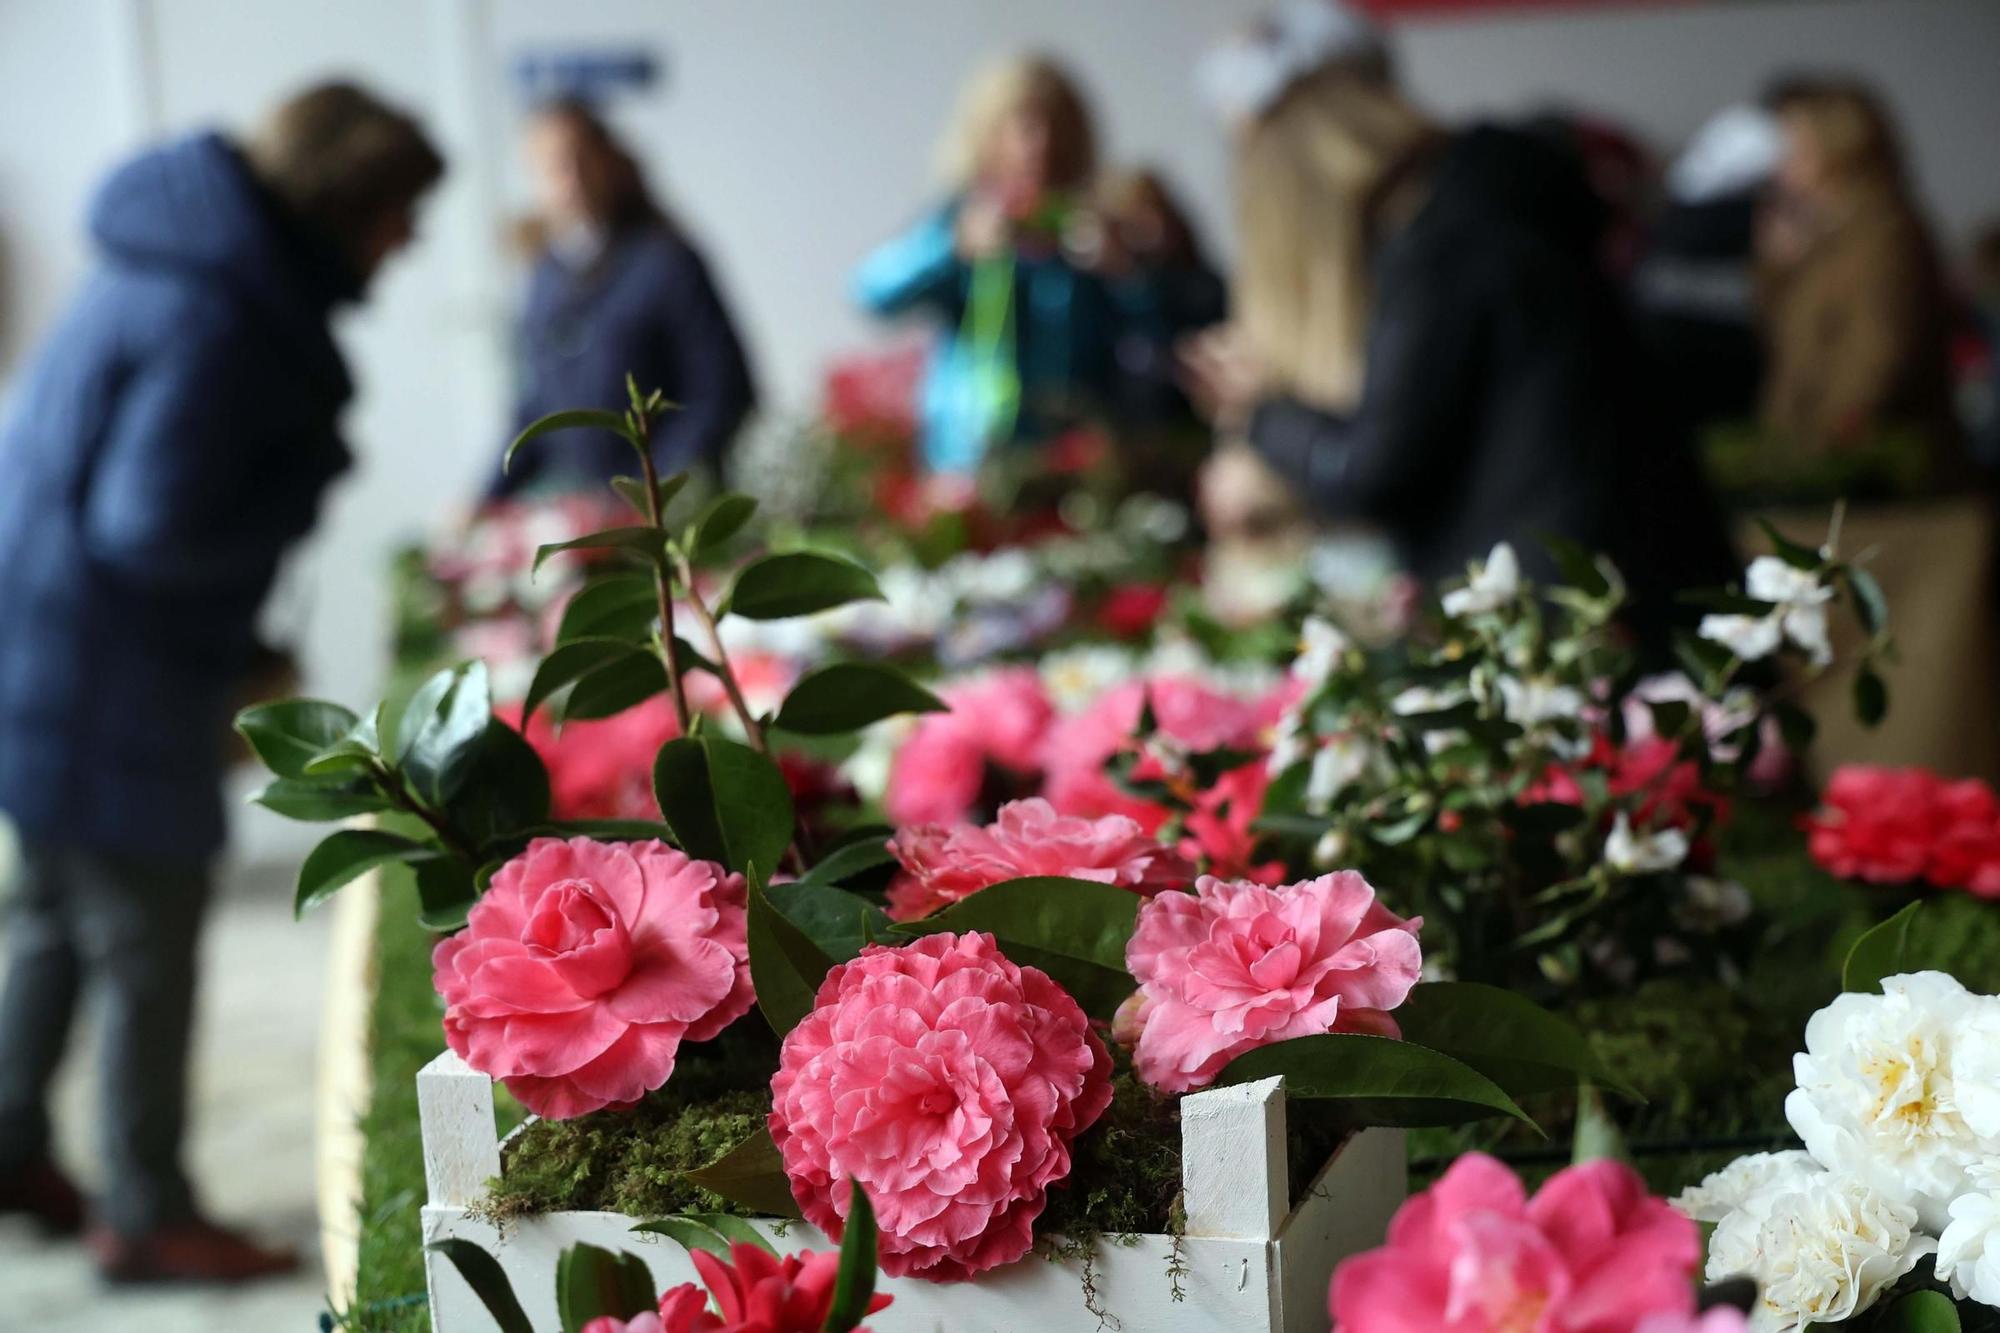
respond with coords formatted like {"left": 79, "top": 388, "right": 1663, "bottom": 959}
{"left": 652, "top": 738, "right": 728, "bottom": 863}
{"left": 538, "top": 819, "right": 678, "bottom": 842}
{"left": 796, "top": 836, "right": 897, "bottom": 889}
{"left": 503, "top": 408, "right": 634, "bottom": 474}
{"left": 1216, "top": 1033, "right": 1534, "bottom": 1130}
{"left": 1848, "top": 565, "right": 1890, "bottom": 638}
{"left": 727, "top": 552, "right": 883, "bottom": 621}
{"left": 680, "top": 1213, "right": 778, "bottom": 1255}
{"left": 1854, "top": 665, "right": 1889, "bottom": 727}
{"left": 533, "top": 526, "right": 666, "bottom": 575}
{"left": 680, "top": 1127, "right": 803, "bottom": 1219}
{"left": 748, "top": 871, "right": 834, "bottom": 1034}
{"left": 556, "top": 575, "right": 658, "bottom": 646}
{"left": 1394, "top": 981, "right": 1641, "bottom": 1102}
{"left": 1844, "top": 901, "right": 1921, "bottom": 993}
{"left": 443, "top": 720, "right": 551, "bottom": 847}
{"left": 403, "top": 662, "right": 494, "bottom": 805}
{"left": 767, "top": 880, "right": 890, "bottom": 964}
{"left": 425, "top": 1239, "right": 533, "bottom": 1333}
{"left": 393, "top": 667, "right": 458, "bottom": 761}
{"left": 524, "top": 639, "right": 642, "bottom": 720}
{"left": 555, "top": 1241, "right": 657, "bottom": 1333}
{"left": 823, "top": 1181, "right": 880, "bottom": 1333}
{"left": 1876, "top": 1290, "right": 1961, "bottom": 1333}
{"left": 234, "top": 699, "right": 359, "bottom": 779}
{"left": 690, "top": 493, "right": 760, "bottom": 555}
{"left": 300, "top": 709, "right": 382, "bottom": 776}
{"left": 892, "top": 877, "right": 1141, "bottom": 1019}
{"left": 561, "top": 651, "right": 667, "bottom": 722}
{"left": 651, "top": 736, "right": 795, "bottom": 875}
{"left": 252, "top": 775, "right": 391, "bottom": 822}
{"left": 297, "top": 829, "right": 429, "bottom": 918}
{"left": 772, "top": 663, "right": 946, "bottom": 736}
{"left": 412, "top": 854, "right": 477, "bottom": 933}
{"left": 1756, "top": 517, "right": 1823, "bottom": 570}
{"left": 631, "top": 1216, "right": 731, "bottom": 1257}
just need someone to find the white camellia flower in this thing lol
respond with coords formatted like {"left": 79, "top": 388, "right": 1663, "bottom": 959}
{"left": 1605, "top": 812, "right": 1690, "bottom": 874}
{"left": 1938, "top": 1191, "right": 2000, "bottom": 1306}
{"left": 1672, "top": 1150, "right": 1820, "bottom": 1223}
{"left": 1495, "top": 674, "right": 1591, "bottom": 759}
{"left": 1266, "top": 711, "right": 1311, "bottom": 776}
{"left": 1699, "top": 556, "right": 1834, "bottom": 666}
{"left": 1441, "top": 541, "right": 1520, "bottom": 618}
{"left": 1039, "top": 644, "right": 1133, "bottom": 715}
{"left": 1291, "top": 615, "right": 1350, "bottom": 686}
{"left": 1699, "top": 611, "right": 1785, "bottom": 662}
{"left": 1305, "top": 734, "right": 1375, "bottom": 812}
{"left": 1706, "top": 1169, "right": 1934, "bottom": 1331}
{"left": 1786, "top": 972, "right": 2000, "bottom": 1230}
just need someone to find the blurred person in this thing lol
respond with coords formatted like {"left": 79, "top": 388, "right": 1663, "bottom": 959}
{"left": 852, "top": 54, "right": 1119, "bottom": 477}
{"left": 1972, "top": 222, "right": 2000, "bottom": 472}
{"left": 1094, "top": 167, "right": 1228, "bottom": 431}
{"left": 1182, "top": 11, "right": 1732, "bottom": 647}
{"left": 0, "top": 82, "right": 442, "bottom": 1282}
{"left": 1757, "top": 77, "right": 1960, "bottom": 469}
{"left": 494, "top": 98, "right": 756, "bottom": 496}
{"left": 1631, "top": 104, "right": 1783, "bottom": 441}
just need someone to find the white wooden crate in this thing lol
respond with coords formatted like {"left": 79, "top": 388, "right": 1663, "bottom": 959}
{"left": 418, "top": 1050, "right": 1405, "bottom": 1333}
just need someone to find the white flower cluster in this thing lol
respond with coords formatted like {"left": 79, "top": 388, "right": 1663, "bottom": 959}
{"left": 1699, "top": 556, "right": 1834, "bottom": 667}
{"left": 1675, "top": 972, "right": 2000, "bottom": 1328}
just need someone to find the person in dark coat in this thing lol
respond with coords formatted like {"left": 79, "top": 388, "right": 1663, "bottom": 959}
{"left": 0, "top": 83, "right": 441, "bottom": 1282}
{"left": 493, "top": 99, "right": 756, "bottom": 496}
{"left": 1183, "top": 59, "right": 1733, "bottom": 646}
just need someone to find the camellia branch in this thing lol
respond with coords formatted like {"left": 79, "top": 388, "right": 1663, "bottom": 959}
{"left": 631, "top": 406, "right": 694, "bottom": 734}
{"left": 674, "top": 548, "right": 768, "bottom": 756}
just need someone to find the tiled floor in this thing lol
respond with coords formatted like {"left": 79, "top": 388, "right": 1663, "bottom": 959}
{"left": 0, "top": 860, "right": 333, "bottom": 1332}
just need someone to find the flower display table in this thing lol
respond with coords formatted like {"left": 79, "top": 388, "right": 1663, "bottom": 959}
{"left": 417, "top": 1050, "right": 1405, "bottom": 1332}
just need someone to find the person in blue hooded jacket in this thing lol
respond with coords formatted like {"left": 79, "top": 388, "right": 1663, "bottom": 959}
{"left": 492, "top": 98, "right": 756, "bottom": 496}
{"left": 853, "top": 54, "right": 1120, "bottom": 477}
{"left": 0, "top": 83, "right": 441, "bottom": 1282}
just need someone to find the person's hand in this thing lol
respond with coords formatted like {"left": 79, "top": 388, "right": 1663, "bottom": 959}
{"left": 955, "top": 194, "right": 1014, "bottom": 260}
{"left": 1178, "top": 325, "right": 1266, "bottom": 430}
{"left": 1198, "top": 444, "right": 1288, "bottom": 541}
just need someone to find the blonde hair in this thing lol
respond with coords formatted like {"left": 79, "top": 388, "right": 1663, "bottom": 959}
{"left": 243, "top": 82, "right": 443, "bottom": 253}
{"left": 936, "top": 54, "right": 1097, "bottom": 192}
{"left": 1233, "top": 69, "right": 1434, "bottom": 409}
{"left": 1770, "top": 78, "right": 1909, "bottom": 201}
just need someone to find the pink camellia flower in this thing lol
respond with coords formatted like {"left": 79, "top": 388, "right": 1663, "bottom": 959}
{"left": 1041, "top": 677, "right": 1266, "bottom": 825}
{"left": 432, "top": 838, "right": 753, "bottom": 1119}
{"left": 1331, "top": 1153, "right": 1701, "bottom": 1333}
{"left": 884, "top": 668, "right": 1053, "bottom": 826}
{"left": 885, "top": 797, "right": 1194, "bottom": 920}
{"left": 1124, "top": 872, "right": 1422, "bottom": 1094}
{"left": 768, "top": 932, "right": 1113, "bottom": 1282}
{"left": 579, "top": 1241, "right": 893, "bottom": 1333}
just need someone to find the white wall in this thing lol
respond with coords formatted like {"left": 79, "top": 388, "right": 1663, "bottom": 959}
{"left": 2, "top": 0, "right": 1998, "bottom": 723}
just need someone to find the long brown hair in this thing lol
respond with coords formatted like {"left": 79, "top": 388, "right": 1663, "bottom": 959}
{"left": 517, "top": 97, "right": 672, "bottom": 255}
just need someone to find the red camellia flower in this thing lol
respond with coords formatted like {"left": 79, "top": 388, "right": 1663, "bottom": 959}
{"left": 1806, "top": 765, "right": 2000, "bottom": 895}
{"left": 432, "top": 838, "right": 753, "bottom": 1119}
{"left": 581, "top": 1241, "right": 891, "bottom": 1333}
{"left": 885, "top": 797, "right": 1194, "bottom": 920}
{"left": 1095, "top": 582, "right": 1169, "bottom": 639}
{"left": 768, "top": 933, "right": 1112, "bottom": 1282}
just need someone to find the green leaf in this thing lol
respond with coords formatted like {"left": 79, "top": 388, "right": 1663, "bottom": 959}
{"left": 556, "top": 575, "right": 658, "bottom": 646}
{"left": 1756, "top": 517, "right": 1824, "bottom": 570}
{"left": 1844, "top": 901, "right": 1921, "bottom": 993}
{"left": 234, "top": 699, "right": 359, "bottom": 779}
{"left": 524, "top": 639, "right": 643, "bottom": 720}
{"left": 773, "top": 663, "right": 946, "bottom": 736}
{"left": 1875, "top": 1290, "right": 1961, "bottom": 1333}
{"left": 1394, "top": 981, "right": 1641, "bottom": 1102}
{"left": 796, "top": 837, "right": 897, "bottom": 888}
{"left": 537, "top": 818, "right": 678, "bottom": 841}
{"left": 823, "top": 1180, "right": 880, "bottom": 1333}
{"left": 681, "top": 1127, "right": 804, "bottom": 1219}
{"left": 767, "top": 880, "right": 890, "bottom": 964}
{"left": 1854, "top": 665, "right": 1889, "bottom": 727}
{"left": 727, "top": 552, "right": 884, "bottom": 621}
{"left": 503, "top": 408, "right": 634, "bottom": 474}
{"left": 1216, "top": 1033, "right": 1535, "bottom": 1131}
{"left": 891, "top": 877, "right": 1142, "bottom": 1019}
{"left": 300, "top": 709, "right": 382, "bottom": 776}
{"left": 1847, "top": 565, "right": 1890, "bottom": 638}
{"left": 296, "top": 830, "right": 430, "bottom": 917}
{"left": 425, "top": 1239, "right": 534, "bottom": 1333}
{"left": 680, "top": 1212, "right": 778, "bottom": 1255}
{"left": 252, "top": 775, "right": 391, "bottom": 822}
{"left": 651, "top": 736, "right": 795, "bottom": 875}
{"left": 690, "top": 493, "right": 760, "bottom": 556}
{"left": 412, "top": 855, "right": 477, "bottom": 933}
{"left": 403, "top": 663, "right": 494, "bottom": 805}
{"left": 555, "top": 1241, "right": 657, "bottom": 1333}
{"left": 632, "top": 1215, "right": 731, "bottom": 1257}
{"left": 561, "top": 651, "right": 668, "bottom": 723}
{"left": 749, "top": 871, "right": 835, "bottom": 1034}
{"left": 393, "top": 667, "right": 459, "bottom": 761}
{"left": 533, "top": 526, "right": 666, "bottom": 575}
{"left": 444, "top": 720, "right": 551, "bottom": 847}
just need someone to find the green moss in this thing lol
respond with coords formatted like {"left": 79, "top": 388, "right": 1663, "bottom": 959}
{"left": 1039, "top": 1074, "right": 1185, "bottom": 1247}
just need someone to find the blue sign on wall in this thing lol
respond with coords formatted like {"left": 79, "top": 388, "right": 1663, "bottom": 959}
{"left": 512, "top": 48, "right": 663, "bottom": 105}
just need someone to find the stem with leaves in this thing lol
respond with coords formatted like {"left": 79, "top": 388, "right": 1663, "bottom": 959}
{"left": 673, "top": 548, "right": 769, "bottom": 755}
{"left": 629, "top": 399, "right": 695, "bottom": 734}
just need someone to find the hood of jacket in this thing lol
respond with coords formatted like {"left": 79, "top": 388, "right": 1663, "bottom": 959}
{"left": 1423, "top": 123, "right": 1609, "bottom": 258}
{"left": 88, "top": 131, "right": 355, "bottom": 398}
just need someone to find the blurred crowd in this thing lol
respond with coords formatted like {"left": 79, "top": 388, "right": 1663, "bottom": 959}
{"left": 0, "top": 0, "right": 1998, "bottom": 1291}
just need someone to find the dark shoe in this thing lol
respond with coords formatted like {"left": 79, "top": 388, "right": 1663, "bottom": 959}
{"left": 0, "top": 1158, "right": 85, "bottom": 1236}
{"left": 89, "top": 1217, "right": 299, "bottom": 1285}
